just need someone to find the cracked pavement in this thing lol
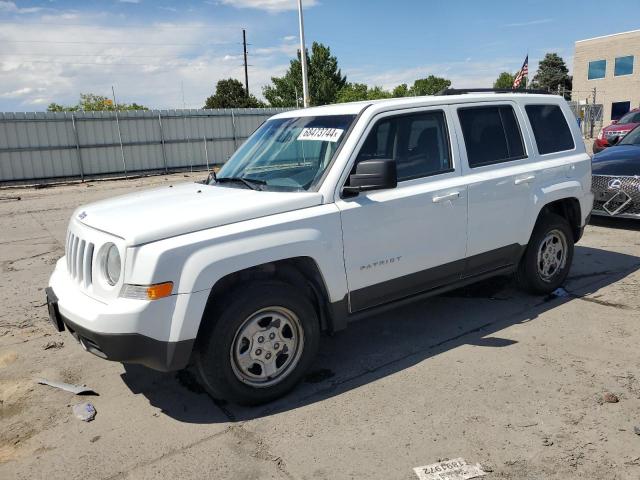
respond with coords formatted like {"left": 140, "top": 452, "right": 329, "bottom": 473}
{"left": 1, "top": 174, "right": 640, "bottom": 479}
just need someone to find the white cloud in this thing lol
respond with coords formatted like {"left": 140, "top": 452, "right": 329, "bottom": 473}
{"left": 0, "top": 86, "right": 39, "bottom": 98}
{"left": 220, "top": 0, "right": 317, "bottom": 12}
{"left": 504, "top": 18, "right": 554, "bottom": 28}
{"left": 0, "top": 13, "right": 293, "bottom": 110}
{"left": 0, "top": 1, "right": 43, "bottom": 14}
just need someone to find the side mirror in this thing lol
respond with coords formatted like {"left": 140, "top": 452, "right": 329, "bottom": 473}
{"left": 342, "top": 159, "right": 397, "bottom": 195}
{"left": 609, "top": 135, "right": 620, "bottom": 146}
{"left": 201, "top": 170, "right": 216, "bottom": 185}
{"left": 611, "top": 120, "right": 619, "bottom": 125}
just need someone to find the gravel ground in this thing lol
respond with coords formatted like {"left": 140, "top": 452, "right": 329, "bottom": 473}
{"left": 1, "top": 173, "right": 640, "bottom": 480}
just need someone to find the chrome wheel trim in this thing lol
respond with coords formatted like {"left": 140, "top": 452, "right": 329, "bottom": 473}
{"left": 536, "top": 229, "right": 568, "bottom": 283}
{"left": 230, "top": 306, "right": 304, "bottom": 388}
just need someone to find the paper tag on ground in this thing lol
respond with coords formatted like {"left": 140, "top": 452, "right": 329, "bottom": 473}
{"left": 413, "top": 458, "right": 487, "bottom": 480}
{"left": 297, "top": 128, "right": 344, "bottom": 142}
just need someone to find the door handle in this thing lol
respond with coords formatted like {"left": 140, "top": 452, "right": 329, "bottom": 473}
{"left": 514, "top": 175, "right": 536, "bottom": 185}
{"left": 432, "top": 191, "right": 460, "bottom": 203}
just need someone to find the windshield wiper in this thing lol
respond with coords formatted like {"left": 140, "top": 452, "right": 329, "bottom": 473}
{"left": 215, "top": 176, "right": 266, "bottom": 191}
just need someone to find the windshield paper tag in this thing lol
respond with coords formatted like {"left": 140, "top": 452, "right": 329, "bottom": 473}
{"left": 297, "top": 128, "right": 344, "bottom": 142}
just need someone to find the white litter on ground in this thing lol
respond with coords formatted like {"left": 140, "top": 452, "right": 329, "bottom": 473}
{"left": 551, "top": 287, "right": 570, "bottom": 298}
{"left": 413, "top": 458, "right": 487, "bottom": 480}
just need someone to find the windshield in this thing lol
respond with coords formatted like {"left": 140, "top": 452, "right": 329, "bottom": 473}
{"left": 214, "top": 115, "right": 356, "bottom": 191}
{"left": 617, "top": 110, "right": 640, "bottom": 124}
{"left": 619, "top": 125, "right": 640, "bottom": 146}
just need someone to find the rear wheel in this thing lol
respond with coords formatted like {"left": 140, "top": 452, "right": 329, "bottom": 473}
{"left": 516, "top": 213, "right": 574, "bottom": 294}
{"left": 194, "top": 281, "right": 320, "bottom": 406}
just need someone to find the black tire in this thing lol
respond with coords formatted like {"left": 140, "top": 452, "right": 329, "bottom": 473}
{"left": 194, "top": 281, "right": 320, "bottom": 406}
{"left": 516, "top": 213, "right": 574, "bottom": 294}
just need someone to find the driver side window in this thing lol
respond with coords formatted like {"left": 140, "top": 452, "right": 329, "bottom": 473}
{"left": 355, "top": 110, "right": 452, "bottom": 181}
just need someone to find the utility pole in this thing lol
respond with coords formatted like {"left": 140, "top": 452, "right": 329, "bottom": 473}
{"left": 242, "top": 29, "right": 249, "bottom": 97}
{"left": 297, "top": 0, "right": 310, "bottom": 108}
{"left": 590, "top": 87, "right": 597, "bottom": 139}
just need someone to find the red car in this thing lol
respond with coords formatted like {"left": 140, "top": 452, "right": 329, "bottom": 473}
{"left": 594, "top": 108, "right": 640, "bottom": 154}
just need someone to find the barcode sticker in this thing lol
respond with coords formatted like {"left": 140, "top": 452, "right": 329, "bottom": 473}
{"left": 297, "top": 128, "right": 344, "bottom": 142}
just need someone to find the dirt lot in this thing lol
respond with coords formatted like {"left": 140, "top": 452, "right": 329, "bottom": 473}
{"left": 1, "top": 173, "right": 640, "bottom": 480}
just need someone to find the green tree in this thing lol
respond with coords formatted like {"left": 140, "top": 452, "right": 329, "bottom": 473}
{"left": 392, "top": 83, "right": 410, "bottom": 97}
{"left": 47, "top": 93, "right": 148, "bottom": 112}
{"left": 493, "top": 72, "right": 515, "bottom": 89}
{"left": 203, "top": 78, "right": 264, "bottom": 109}
{"left": 409, "top": 75, "right": 451, "bottom": 96}
{"left": 336, "top": 83, "right": 369, "bottom": 102}
{"left": 47, "top": 102, "right": 74, "bottom": 112}
{"left": 336, "top": 83, "right": 392, "bottom": 103}
{"left": 263, "top": 42, "right": 346, "bottom": 107}
{"left": 532, "top": 53, "right": 571, "bottom": 95}
{"left": 367, "top": 86, "right": 392, "bottom": 100}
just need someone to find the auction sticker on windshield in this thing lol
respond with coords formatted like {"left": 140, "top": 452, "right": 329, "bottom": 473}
{"left": 413, "top": 458, "right": 487, "bottom": 480}
{"left": 297, "top": 127, "right": 344, "bottom": 142}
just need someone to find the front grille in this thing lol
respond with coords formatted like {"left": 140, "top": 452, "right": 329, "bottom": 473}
{"left": 592, "top": 175, "right": 640, "bottom": 216}
{"left": 65, "top": 231, "right": 95, "bottom": 287}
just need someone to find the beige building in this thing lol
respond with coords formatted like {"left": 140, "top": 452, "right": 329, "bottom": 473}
{"left": 573, "top": 29, "right": 640, "bottom": 125}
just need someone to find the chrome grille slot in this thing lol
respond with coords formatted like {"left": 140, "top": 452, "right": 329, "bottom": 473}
{"left": 65, "top": 231, "right": 94, "bottom": 287}
{"left": 83, "top": 243, "right": 94, "bottom": 288}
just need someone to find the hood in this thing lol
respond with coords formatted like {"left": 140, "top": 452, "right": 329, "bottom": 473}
{"left": 592, "top": 145, "right": 640, "bottom": 176}
{"left": 75, "top": 182, "right": 324, "bottom": 245}
{"left": 603, "top": 122, "right": 639, "bottom": 133}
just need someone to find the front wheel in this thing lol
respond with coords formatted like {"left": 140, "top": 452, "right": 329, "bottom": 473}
{"left": 194, "top": 281, "right": 320, "bottom": 406}
{"left": 516, "top": 213, "right": 574, "bottom": 294}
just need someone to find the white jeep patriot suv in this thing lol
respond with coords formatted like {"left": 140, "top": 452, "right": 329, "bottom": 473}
{"left": 47, "top": 91, "right": 593, "bottom": 405}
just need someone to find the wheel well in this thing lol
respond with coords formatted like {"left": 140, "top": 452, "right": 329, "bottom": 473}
{"left": 197, "top": 257, "right": 332, "bottom": 341}
{"left": 538, "top": 198, "right": 582, "bottom": 241}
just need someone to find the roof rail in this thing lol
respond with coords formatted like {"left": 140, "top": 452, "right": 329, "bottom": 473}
{"left": 438, "top": 88, "right": 552, "bottom": 96}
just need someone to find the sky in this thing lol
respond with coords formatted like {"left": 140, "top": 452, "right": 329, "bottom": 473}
{"left": 0, "top": 0, "right": 639, "bottom": 111}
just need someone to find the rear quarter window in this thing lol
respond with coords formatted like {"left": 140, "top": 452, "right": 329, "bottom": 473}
{"left": 458, "top": 105, "right": 526, "bottom": 168}
{"left": 525, "top": 104, "right": 575, "bottom": 155}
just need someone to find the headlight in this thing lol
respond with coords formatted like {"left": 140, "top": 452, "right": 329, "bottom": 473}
{"left": 102, "top": 243, "right": 121, "bottom": 286}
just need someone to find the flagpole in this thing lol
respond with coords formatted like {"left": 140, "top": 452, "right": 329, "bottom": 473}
{"left": 526, "top": 49, "right": 529, "bottom": 88}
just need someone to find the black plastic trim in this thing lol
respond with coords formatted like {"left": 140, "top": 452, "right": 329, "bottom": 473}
{"left": 439, "top": 88, "right": 552, "bottom": 96}
{"left": 329, "top": 244, "right": 525, "bottom": 320}
{"left": 61, "top": 316, "right": 194, "bottom": 372}
{"left": 329, "top": 264, "right": 518, "bottom": 328}
{"left": 350, "top": 259, "right": 464, "bottom": 312}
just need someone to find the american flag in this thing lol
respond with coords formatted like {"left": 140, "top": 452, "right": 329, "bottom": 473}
{"left": 513, "top": 55, "right": 529, "bottom": 88}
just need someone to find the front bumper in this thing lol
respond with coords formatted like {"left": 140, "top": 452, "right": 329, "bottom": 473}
{"left": 592, "top": 175, "right": 640, "bottom": 219}
{"left": 48, "top": 259, "right": 194, "bottom": 371}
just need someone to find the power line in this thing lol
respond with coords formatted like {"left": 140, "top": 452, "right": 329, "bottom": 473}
{"left": 1, "top": 39, "right": 232, "bottom": 46}
{"left": 0, "top": 59, "right": 194, "bottom": 67}
{"left": 0, "top": 21, "right": 241, "bottom": 30}
{"left": 0, "top": 52, "right": 189, "bottom": 59}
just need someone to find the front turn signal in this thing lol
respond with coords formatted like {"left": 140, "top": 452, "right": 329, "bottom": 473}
{"left": 121, "top": 282, "right": 174, "bottom": 301}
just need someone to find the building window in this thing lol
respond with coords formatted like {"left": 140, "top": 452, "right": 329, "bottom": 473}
{"left": 588, "top": 59, "right": 606, "bottom": 79}
{"left": 611, "top": 101, "right": 631, "bottom": 121}
{"left": 614, "top": 55, "right": 634, "bottom": 76}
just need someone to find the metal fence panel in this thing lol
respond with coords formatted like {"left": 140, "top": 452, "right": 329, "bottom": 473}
{"left": 0, "top": 107, "right": 290, "bottom": 184}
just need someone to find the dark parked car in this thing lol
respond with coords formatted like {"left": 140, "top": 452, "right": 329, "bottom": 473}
{"left": 592, "top": 125, "right": 640, "bottom": 219}
{"left": 593, "top": 108, "right": 640, "bottom": 154}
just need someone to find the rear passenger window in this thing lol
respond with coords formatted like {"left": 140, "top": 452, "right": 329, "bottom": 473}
{"left": 458, "top": 105, "right": 526, "bottom": 168}
{"left": 525, "top": 105, "right": 575, "bottom": 154}
{"left": 356, "top": 110, "right": 452, "bottom": 181}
